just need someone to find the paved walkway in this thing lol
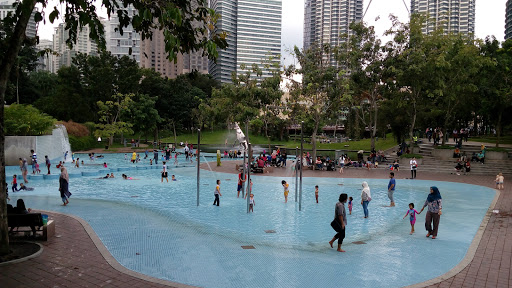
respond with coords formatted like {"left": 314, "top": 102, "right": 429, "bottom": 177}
{"left": 1, "top": 164, "right": 510, "bottom": 288}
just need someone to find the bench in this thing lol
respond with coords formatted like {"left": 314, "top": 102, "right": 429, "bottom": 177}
{"left": 8, "top": 213, "right": 55, "bottom": 241}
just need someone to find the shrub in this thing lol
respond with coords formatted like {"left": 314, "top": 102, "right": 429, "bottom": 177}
{"left": 57, "top": 120, "right": 90, "bottom": 137}
{"left": 69, "top": 135, "right": 97, "bottom": 151}
{"left": 4, "top": 104, "right": 56, "bottom": 136}
{"left": 434, "top": 145, "right": 454, "bottom": 150}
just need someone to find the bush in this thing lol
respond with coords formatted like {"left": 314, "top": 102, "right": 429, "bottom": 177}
{"left": 69, "top": 135, "right": 97, "bottom": 151}
{"left": 434, "top": 145, "right": 454, "bottom": 150}
{"left": 4, "top": 104, "right": 56, "bottom": 136}
{"left": 57, "top": 120, "right": 90, "bottom": 137}
{"left": 400, "top": 154, "right": 423, "bottom": 159}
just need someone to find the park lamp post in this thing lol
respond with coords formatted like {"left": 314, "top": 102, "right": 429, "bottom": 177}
{"left": 299, "top": 121, "right": 304, "bottom": 211}
{"left": 295, "top": 146, "right": 298, "bottom": 202}
{"left": 197, "top": 129, "right": 200, "bottom": 206}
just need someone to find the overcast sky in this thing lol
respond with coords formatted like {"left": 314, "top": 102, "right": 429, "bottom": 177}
{"left": 39, "top": 0, "right": 508, "bottom": 66}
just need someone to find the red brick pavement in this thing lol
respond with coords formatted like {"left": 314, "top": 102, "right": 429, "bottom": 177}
{"left": 0, "top": 161, "right": 510, "bottom": 288}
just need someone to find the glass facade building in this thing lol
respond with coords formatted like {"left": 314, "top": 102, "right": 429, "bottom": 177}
{"left": 506, "top": 0, "right": 512, "bottom": 40}
{"left": 303, "top": 0, "right": 363, "bottom": 65}
{"left": 411, "top": 0, "right": 475, "bottom": 35}
{"left": 209, "top": 0, "right": 282, "bottom": 84}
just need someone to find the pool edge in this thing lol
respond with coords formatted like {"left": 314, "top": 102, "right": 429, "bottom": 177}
{"left": 39, "top": 209, "right": 199, "bottom": 288}
{"left": 403, "top": 188, "right": 501, "bottom": 288}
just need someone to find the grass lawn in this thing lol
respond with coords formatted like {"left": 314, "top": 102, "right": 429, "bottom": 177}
{"left": 161, "top": 130, "right": 397, "bottom": 152}
{"left": 469, "top": 135, "right": 512, "bottom": 145}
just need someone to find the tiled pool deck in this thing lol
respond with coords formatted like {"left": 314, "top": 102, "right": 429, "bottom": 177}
{"left": 1, "top": 164, "right": 510, "bottom": 288}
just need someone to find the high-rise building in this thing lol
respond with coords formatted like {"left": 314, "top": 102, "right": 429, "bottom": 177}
{"left": 0, "top": 0, "right": 37, "bottom": 39}
{"left": 139, "top": 0, "right": 209, "bottom": 78}
{"left": 35, "top": 39, "right": 54, "bottom": 73}
{"left": 506, "top": 0, "right": 512, "bottom": 40}
{"left": 52, "top": 22, "right": 99, "bottom": 72}
{"left": 139, "top": 28, "right": 209, "bottom": 78}
{"left": 104, "top": 5, "right": 140, "bottom": 63}
{"left": 209, "top": 0, "right": 282, "bottom": 84}
{"left": 303, "top": 0, "right": 363, "bottom": 51}
{"left": 410, "top": 0, "right": 475, "bottom": 35}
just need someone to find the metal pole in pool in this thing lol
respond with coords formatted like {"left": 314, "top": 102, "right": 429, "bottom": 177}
{"left": 246, "top": 143, "right": 252, "bottom": 213}
{"left": 295, "top": 146, "right": 298, "bottom": 202}
{"left": 197, "top": 129, "right": 200, "bottom": 206}
{"left": 299, "top": 122, "right": 304, "bottom": 211}
{"left": 242, "top": 150, "right": 246, "bottom": 198}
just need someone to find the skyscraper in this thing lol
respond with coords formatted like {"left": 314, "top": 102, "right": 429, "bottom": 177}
{"left": 303, "top": 0, "right": 363, "bottom": 51}
{"left": 506, "top": 0, "right": 512, "bottom": 40}
{"left": 410, "top": 0, "right": 475, "bottom": 35}
{"left": 52, "top": 22, "right": 99, "bottom": 72}
{"left": 209, "top": 0, "right": 282, "bottom": 84}
{"left": 104, "top": 5, "right": 140, "bottom": 63}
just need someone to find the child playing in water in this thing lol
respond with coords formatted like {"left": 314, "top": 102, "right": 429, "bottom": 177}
{"left": 19, "top": 183, "right": 34, "bottom": 191}
{"left": 35, "top": 162, "right": 41, "bottom": 174}
{"left": 75, "top": 158, "right": 80, "bottom": 168}
{"left": 11, "top": 175, "right": 18, "bottom": 192}
{"left": 103, "top": 162, "right": 108, "bottom": 168}
{"left": 495, "top": 173, "right": 505, "bottom": 190}
{"left": 249, "top": 194, "right": 255, "bottom": 212}
{"left": 282, "top": 180, "right": 289, "bottom": 203}
{"left": 171, "top": 175, "right": 177, "bottom": 181}
{"left": 348, "top": 197, "right": 353, "bottom": 215}
{"left": 315, "top": 185, "right": 319, "bottom": 203}
{"left": 403, "top": 203, "right": 420, "bottom": 234}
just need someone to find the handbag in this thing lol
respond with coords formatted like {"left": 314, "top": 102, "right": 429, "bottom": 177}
{"left": 64, "top": 190, "right": 72, "bottom": 198}
{"left": 330, "top": 219, "right": 342, "bottom": 232}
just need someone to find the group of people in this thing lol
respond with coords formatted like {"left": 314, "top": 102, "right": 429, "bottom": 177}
{"left": 329, "top": 174, "right": 443, "bottom": 252}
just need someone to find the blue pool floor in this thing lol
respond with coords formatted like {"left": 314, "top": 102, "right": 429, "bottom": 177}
{"left": 5, "top": 153, "right": 497, "bottom": 288}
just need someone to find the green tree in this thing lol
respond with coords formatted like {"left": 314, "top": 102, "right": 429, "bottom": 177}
{"left": 338, "top": 22, "right": 386, "bottom": 151}
{"left": 34, "top": 66, "right": 93, "bottom": 122}
{"left": 285, "top": 44, "right": 344, "bottom": 169}
{"left": 4, "top": 104, "right": 55, "bottom": 135}
{"left": 479, "top": 38, "right": 512, "bottom": 147}
{"left": 123, "top": 93, "right": 161, "bottom": 142}
{"left": 95, "top": 93, "right": 134, "bottom": 145}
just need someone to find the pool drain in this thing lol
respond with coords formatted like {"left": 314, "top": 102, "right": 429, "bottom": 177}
{"left": 352, "top": 241, "right": 366, "bottom": 245}
{"left": 241, "top": 246, "right": 255, "bottom": 249}
{"left": 264, "top": 230, "right": 276, "bottom": 233}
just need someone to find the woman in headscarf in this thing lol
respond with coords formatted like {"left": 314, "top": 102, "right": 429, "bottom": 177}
{"left": 59, "top": 167, "right": 70, "bottom": 206}
{"left": 361, "top": 181, "right": 371, "bottom": 218}
{"left": 21, "top": 158, "right": 29, "bottom": 183}
{"left": 419, "top": 186, "right": 442, "bottom": 239}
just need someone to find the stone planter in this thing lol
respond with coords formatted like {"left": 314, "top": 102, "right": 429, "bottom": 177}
{"left": 412, "top": 147, "right": 420, "bottom": 154}
{"left": 432, "top": 149, "right": 454, "bottom": 160}
{"left": 485, "top": 151, "right": 508, "bottom": 160}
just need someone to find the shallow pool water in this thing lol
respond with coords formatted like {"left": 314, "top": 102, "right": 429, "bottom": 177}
{"left": 6, "top": 153, "right": 496, "bottom": 288}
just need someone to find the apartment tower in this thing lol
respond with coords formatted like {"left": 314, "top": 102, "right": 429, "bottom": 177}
{"left": 506, "top": 0, "right": 512, "bottom": 40}
{"left": 410, "top": 0, "right": 475, "bottom": 35}
{"left": 209, "top": 0, "right": 282, "bottom": 84}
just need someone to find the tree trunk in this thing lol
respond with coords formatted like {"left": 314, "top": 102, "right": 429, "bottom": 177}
{"left": 0, "top": 0, "right": 38, "bottom": 255}
{"left": 496, "top": 110, "right": 502, "bottom": 148}
{"left": 409, "top": 96, "right": 417, "bottom": 141}
{"left": 173, "top": 122, "right": 177, "bottom": 147}
{"left": 371, "top": 99, "right": 378, "bottom": 151}
{"left": 311, "top": 119, "right": 319, "bottom": 171}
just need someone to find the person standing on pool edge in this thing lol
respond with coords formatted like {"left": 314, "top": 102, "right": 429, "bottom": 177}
{"left": 419, "top": 186, "right": 442, "bottom": 239}
{"left": 388, "top": 172, "right": 396, "bottom": 207}
{"left": 329, "top": 193, "right": 348, "bottom": 252}
{"left": 213, "top": 180, "right": 222, "bottom": 206}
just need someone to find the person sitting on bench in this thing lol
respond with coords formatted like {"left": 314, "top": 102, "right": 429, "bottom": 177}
{"left": 315, "top": 157, "right": 323, "bottom": 170}
{"left": 10, "top": 199, "right": 36, "bottom": 236}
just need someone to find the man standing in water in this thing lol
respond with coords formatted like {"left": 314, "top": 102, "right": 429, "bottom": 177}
{"left": 153, "top": 149, "right": 159, "bottom": 165}
{"left": 388, "top": 172, "right": 396, "bottom": 207}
